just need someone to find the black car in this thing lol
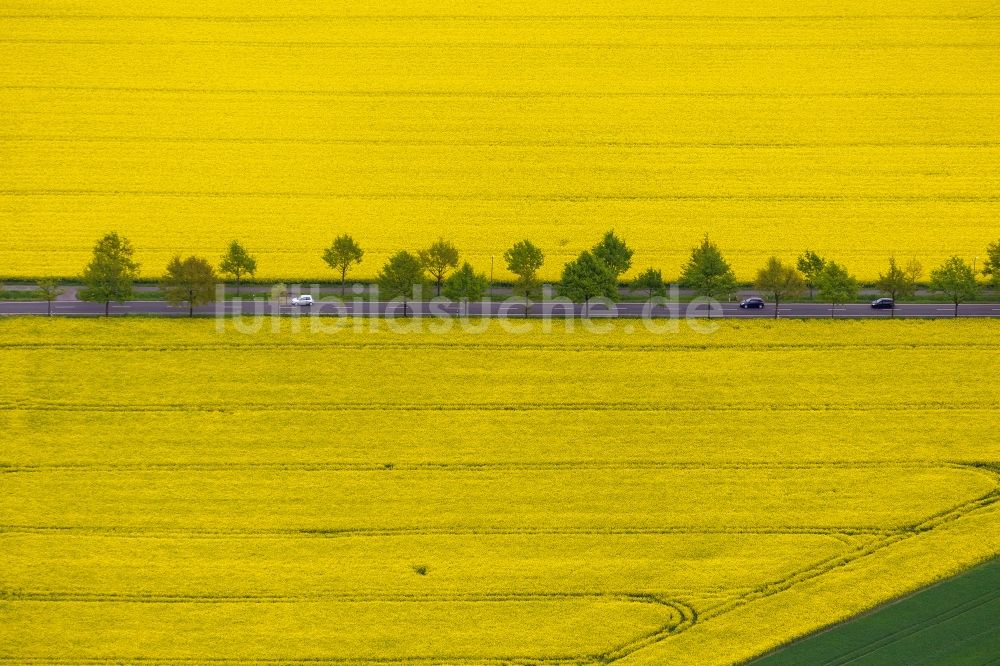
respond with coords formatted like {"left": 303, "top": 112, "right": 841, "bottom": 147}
{"left": 739, "top": 297, "right": 766, "bottom": 309}
{"left": 871, "top": 298, "right": 895, "bottom": 309}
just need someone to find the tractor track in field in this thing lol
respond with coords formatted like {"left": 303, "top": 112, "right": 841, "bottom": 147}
{"left": 2, "top": 464, "right": 997, "bottom": 663}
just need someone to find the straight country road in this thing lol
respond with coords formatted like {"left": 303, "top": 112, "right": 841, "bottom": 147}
{"left": 1, "top": 299, "right": 998, "bottom": 318}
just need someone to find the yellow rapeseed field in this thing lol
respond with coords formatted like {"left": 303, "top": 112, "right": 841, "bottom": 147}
{"left": 1, "top": 1, "right": 999, "bottom": 280}
{"left": 1, "top": 318, "right": 998, "bottom": 664}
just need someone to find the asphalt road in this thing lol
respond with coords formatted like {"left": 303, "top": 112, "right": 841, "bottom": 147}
{"left": 2, "top": 299, "right": 999, "bottom": 318}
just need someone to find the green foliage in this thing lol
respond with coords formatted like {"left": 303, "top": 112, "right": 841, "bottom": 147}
{"left": 323, "top": 234, "right": 365, "bottom": 295}
{"left": 218, "top": 240, "right": 257, "bottom": 295}
{"left": 797, "top": 250, "right": 827, "bottom": 298}
{"left": 876, "top": 257, "right": 919, "bottom": 303}
{"left": 679, "top": 235, "right": 737, "bottom": 300}
{"left": 591, "top": 230, "right": 633, "bottom": 279}
{"left": 78, "top": 232, "right": 140, "bottom": 316}
{"left": 504, "top": 239, "right": 545, "bottom": 302}
{"left": 983, "top": 239, "right": 1000, "bottom": 288}
{"left": 443, "top": 262, "right": 488, "bottom": 302}
{"left": 419, "top": 238, "right": 460, "bottom": 296}
{"left": 36, "top": 279, "right": 64, "bottom": 316}
{"left": 930, "top": 256, "right": 980, "bottom": 316}
{"left": 816, "top": 260, "right": 859, "bottom": 313}
{"left": 160, "top": 255, "right": 217, "bottom": 317}
{"left": 630, "top": 267, "right": 667, "bottom": 299}
{"left": 558, "top": 251, "right": 618, "bottom": 311}
{"left": 377, "top": 251, "right": 426, "bottom": 316}
{"left": 755, "top": 257, "right": 804, "bottom": 317}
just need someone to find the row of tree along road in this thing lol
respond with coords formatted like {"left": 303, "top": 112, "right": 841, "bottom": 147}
{"left": 24, "top": 231, "right": 1000, "bottom": 317}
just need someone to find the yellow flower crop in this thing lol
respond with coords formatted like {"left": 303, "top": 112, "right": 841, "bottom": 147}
{"left": 1, "top": 318, "right": 998, "bottom": 664}
{"left": 1, "top": 1, "right": 998, "bottom": 281}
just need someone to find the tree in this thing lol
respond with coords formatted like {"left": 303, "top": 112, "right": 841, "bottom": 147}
{"left": 592, "top": 229, "right": 633, "bottom": 280}
{"left": 679, "top": 235, "right": 737, "bottom": 317}
{"left": 378, "top": 251, "right": 425, "bottom": 317}
{"left": 322, "top": 234, "right": 365, "bottom": 296}
{"left": 79, "top": 232, "right": 140, "bottom": 316}
{"left": 930, "top": 256, "right": 980, "bottom": 317}
{"left": 36, "top": 279, "right": 64, "bottom": 316}
{"left": 558, "top": 251, "right": 618, "bottom": 316}
{"left": 875, "top": 257, "right": 919, "bottom": 317}
{"left": 905, "top": 259, "right": 924, "bottom": 285}
{"left": 161, "top": 255, "right": 217, "bottom": 317}
{"left": 443, "top": 262, "right": 488, "bottom": 303}
{"left": 218, "top": 240, "right": 257, "bottom": 296}
{"left": 419, "top": 238, "right": 460, "bottom": 297}
{"left": 755, "top": 257, "right": 804, "bottom": 319}
{"left": 797, "top": 250, "right": 827, "bottom": 300}
{"left": 504, "top": 239, "right": 545, "bottom": 317}
{"left": 815, "top": 260, "right": 859, "bottom": 317}
{"left": 630, "top": 267, "right": 667, "bottom": 299}
{"left": 983, "top": 239, "right": 1000, "bottom": 288}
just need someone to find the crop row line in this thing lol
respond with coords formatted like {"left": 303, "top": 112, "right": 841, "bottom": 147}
{"left": 2, "top": 402, "right": 996, "bottom": 413}
{"left": 0, "top": 525, "right": 897, "bottom": 538}
{"left": 0, "top": 658, "right": 585, "bottom": 665}
{"left": 0, "top": 460, "right": 955, "bottom": 473}
{"left": 0, "top": 590, "right": 675, "bottom": 605}
{"left": 3, "top": 190, "right": 1000, "bottom": 202}
{"left": 3, "top": 40, "right": 1000, "bottom": 49}
{"left": 6, "top": 138, "right": 1000, "bottom": 148}
{"left": 0, "top": 14, "right": 993, "bottom": 21}
{"left": 6, "top": 86, "right": 1000, "bottom": 98}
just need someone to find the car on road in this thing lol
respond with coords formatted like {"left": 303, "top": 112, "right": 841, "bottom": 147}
{"left": 291, "top": 295, "right": 315, "bottom": 306}
{"left": 871, "top": 298, "right": 894, "bottom": 309}
{"left": 739, "top": 297, "right": 766, "bottom": 309}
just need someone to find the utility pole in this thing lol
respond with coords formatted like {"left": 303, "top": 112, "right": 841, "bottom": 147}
{"left": 490, "top": 255, "right": 494, "bottom": 298}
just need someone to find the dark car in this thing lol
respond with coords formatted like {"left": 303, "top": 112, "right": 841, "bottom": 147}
{"left": 871, "top": 297, "right": 895, "bottom": 309}
{"left": 739, "top": 297, "right": 766, "bottom": 309}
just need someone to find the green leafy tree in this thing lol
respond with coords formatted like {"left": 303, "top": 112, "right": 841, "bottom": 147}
{"left": 322, "top": 234, "right": 365, "bottom": 296}
{"left": 378, "top": 250, "right": 425, "bottom": 317}
{"left": 797, "top": 250, "right": 827, "bottom": 300}
{"left": 930, "top": 256, "right": 980, "bottom": 317}
{"left": 630, "top": 267, "right": 667, "bottom": 299}
{"left": 875, "top": 257, "right": 919, "bottom": 317}
{"left": 591, "top": 229, "right": 633, "bottom": 280}
{"left": 983, "top": 239, "right": 1000, "bottom": 288}
{"left": 79, "top": 232, "right": 140, "bottom": 316}
{"left": 816, "top": 260, "right": 859, "bottom": 317}
{"left": 558, "top": 251, "right": 618, "bottom": 316}
{"left": 443, "top": 262, "right": 488, "bottom": 302}
{"left": 504, "top": 239, "right": 545, "bottom": 317}
{"left": 755, "top": 257, "right": 805, "bottom": 319}
{"left": 218, "top": 240, "right": 257, "bottom": 296}
{"left": 161, "top": 255, "right": 217, "bottom": 317}
{"left": 419, "top": 238, "right": 460, "bottom": 296}
{"left": 679, "top": 235, "right": 737, "bottom": 316}
{"left": 36, "top": 279, "right": 64, "bottom": 317}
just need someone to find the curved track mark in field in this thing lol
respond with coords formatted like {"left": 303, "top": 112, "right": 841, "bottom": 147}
{"left": 0, "top": 593, "right": 695, "bottom": 665}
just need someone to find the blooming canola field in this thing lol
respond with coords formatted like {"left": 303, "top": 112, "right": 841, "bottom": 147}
{"left": 1, "top": 319, "right": 999, "bottom": 664}
{"left": 1, "top": 0, "right": 999, "bottom": 280}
